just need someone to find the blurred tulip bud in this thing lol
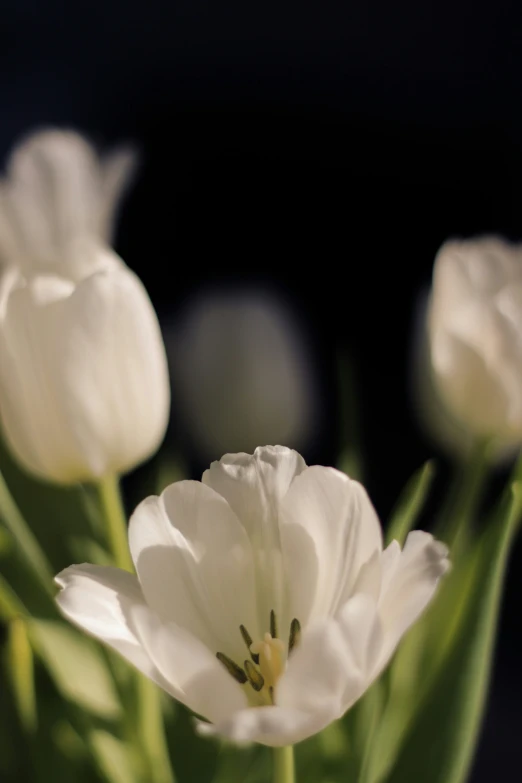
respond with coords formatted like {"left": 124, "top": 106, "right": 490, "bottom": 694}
{"left": 167, "top": 289, "right": 317, "bottom": 459}
{"left": 0, "top": 252, "right": 170, "bottom": 485}
{"left": 420, "top": 236, "right": 522, "bottom": 456}
{"left": 0, "top": 128, "right": 136, "bottom": 279}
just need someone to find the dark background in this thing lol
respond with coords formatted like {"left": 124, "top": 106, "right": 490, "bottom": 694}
{"left": 1, "top": 0, "right": 521, "bottom": 778}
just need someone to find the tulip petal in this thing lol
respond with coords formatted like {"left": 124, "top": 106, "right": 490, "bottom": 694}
{"left": 377, "top": 531, "right": 450, "bottom": 669}
{"left": 55, "top": 564, "right": 176, "bottom": 697}
{"left": 280, "top": 466, "right": 382, "bottom": 624}
{"left": 0, "top": 263, "right": 170, "bottom": 483}
{"left": 0, "top": 130, "right": 135, "bottom": 277}
{"left": 129, "top": 480, "right": 259, "bottom": 662}
{"left": 202, "top": 446, "right": 307, "bottom": 525}
{"left": 131, "top": 605, "right": 248, "bottom": 724}
{"left": 3, "top": 130, "right": 101, "bottom": 273}
{"left": 337, "top": 593, "right": 383, "bottom": 689}
{"left": 197, "top": 703, "right": 336, "bottom": 747}
{"left": 202, "top": 446, "right": 306, "bottom": 628}
{"left": 277, "top": 616, "right": 361, "bottom": 721}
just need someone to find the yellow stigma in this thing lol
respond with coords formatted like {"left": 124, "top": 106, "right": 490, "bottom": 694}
{"left": 250, "top": 632, "right": 286, "bottom": 690}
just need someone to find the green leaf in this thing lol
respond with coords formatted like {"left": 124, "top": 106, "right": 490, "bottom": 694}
{"left": 29, "top": 619, "right": 122, "bottom": 720}
{"left": 0, "top": 470, "right": 54, "bottom": 596}
{"left": 386, "top": 461, "right": 435, "bottom": 546}
{"left": 5, "top": 617, "right": 37, "bottom": 734}
{"left": 89, "top": 730, "right": 138, "bottom": 783}
{"left": 385, "top": 481, "right": 522, "bottom": 783}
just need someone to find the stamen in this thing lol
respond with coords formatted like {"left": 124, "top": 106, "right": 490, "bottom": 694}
{"left": 270, "top": 609, "right": 277, "bottom": 639}
{"left": 239, "top": 624, "right": 259, "bottom": 664}
{"left": 244, "top": 660, "right": 265, "bottom": 692}
{"left": 269, "top": 685, "right": 274, "bottom": 703}
{"left": 288, "top": 618, "right": 301, "bottom": 654}
{"left": 216, "top": 652, "right": 247, "bottom": 684}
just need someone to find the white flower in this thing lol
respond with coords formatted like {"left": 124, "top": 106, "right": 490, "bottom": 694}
{"left": 427, "top": 236, "right": 522, "bottom": 449}
{"left": 56, "top": 446, "right": 449, "bottom": 746}
{"left": 0, "top": 128, "right": 135, "bottom": 278}
{"left": 0, "top": 255, "right": 170, "bottom": 483}
{"left": 168, "top": 290, "right": 317, "bottom": 458}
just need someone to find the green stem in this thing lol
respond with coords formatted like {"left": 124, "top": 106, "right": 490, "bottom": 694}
{"left": 137, "top": 677, "right": 175, "bottom": 783}
{"left": 96, "top": 475, "right": 174, "bottom": 783}
{"left": 436, "top": 438, "right": 491, "bottom": 558}
{"left": 273, "top": 746, "right": 295, "bottom": 783}
{"left": 96, "top": 475, "right": 133, "bottom": 572}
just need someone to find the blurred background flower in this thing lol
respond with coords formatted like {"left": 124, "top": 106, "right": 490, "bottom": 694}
{"left": 424, "top": 237, "right": 522, "bottom": 456}
{"left": 0, "top": 131, "right": 169, "bottom": 485}
{"left": 167, "top": 289, "right": 318, "bottom": 462}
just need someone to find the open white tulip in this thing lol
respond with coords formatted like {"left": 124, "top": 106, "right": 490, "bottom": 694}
{"left": 56, "top": 446, "right": 449, "bottom": 746}
{"left": 0, "top": 129, "right": 135, "bottom": 279}
{"left": 428, "top": 236, "right": 522, "bottom": 449}
{"left": 0, "top": 254, "right": 170, "bottom": 483}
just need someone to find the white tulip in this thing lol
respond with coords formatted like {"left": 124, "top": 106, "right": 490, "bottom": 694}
{"left": 0, "top": 253, "right": 170, "bottom": 483}
{"left": 0, "top": 128, "right": 136, "bottom": 278}
{"left": 56, "top": 446, "right": 449, "bottom": 746}
{"left": 427, "top": 236, "right": 522, "bottom": 449}
{"left": 168, "top": 290, "right": 317, "bottom": 458}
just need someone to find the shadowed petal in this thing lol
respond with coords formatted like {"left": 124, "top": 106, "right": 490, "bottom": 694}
{"left": 376, "top": 531, "right": 450, "bottom": 669}
{"left": 280, "top": 467, "right": 382, "bottom": 625}
{"left": 129, "top": 480, "right": 258, "bottom": 662}
{"left": 55, "top": 564, "right": 177, "bottom": 698}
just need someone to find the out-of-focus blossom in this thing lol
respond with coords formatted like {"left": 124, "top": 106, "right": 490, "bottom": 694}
{"left": 167, "top": 290, "right": 317, "bottom": 459}
{"left": 0, "top": 258, "right": 170, "bottom": 484}
{"left": 423, "top": 236, "right": 522, "bottom": 455}
{"left": 56, "top": 446, "right": 449, "bottom": 746}
{"left": 0, "top": 129, "right": 136, "bottom": 279}
{"left": 0, "top": 127, "right": 169, "bottom": 484}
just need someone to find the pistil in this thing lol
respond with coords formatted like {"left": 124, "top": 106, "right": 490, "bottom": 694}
{"left": 216, "top": 611, "right": 302, "bottom": 703}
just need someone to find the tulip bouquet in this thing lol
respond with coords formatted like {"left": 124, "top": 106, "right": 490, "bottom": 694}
{"left": 0, "top": 129, "right": 519, "bottom": 783}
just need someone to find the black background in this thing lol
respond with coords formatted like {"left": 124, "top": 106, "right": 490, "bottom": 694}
{"left": 1, "top": 0, "right": 521, "bottom": 778}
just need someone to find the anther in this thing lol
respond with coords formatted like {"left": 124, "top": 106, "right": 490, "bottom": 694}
{"left": 216, "top": 652, "right": 247, "bottom": 684}
{"left": 269, "top": 686, "right": 274, "bottom": 703}
{"left": 244, "top": 660, "right": 265, "bottom": 692}
{"left": 239, "top": 624, "right": 259, "bottom": 664}
{"left": 289, "top": 618, "right": 301, "bottom": 654}
{"left": 270, "top": 609, "right": 277, "bottom": 639}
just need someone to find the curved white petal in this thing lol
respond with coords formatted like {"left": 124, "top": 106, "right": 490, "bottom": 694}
{"left": 431, "top": 330, "right": 513, "bottom": 440}
{"left": 277, "top": 616, "right": 362, "bottom": 723}
{"left": 130, "top": 604, "right": 248, "bottom": 724}
{"left": 202, "top": 446, "right": 306, "bottom": 628}
{"left": 280, "top": 467, "right": 382, "bottom": 625}
{"left": 197, "top": 703, "right": 336, "bottom": 747}
{"left": 55, "top": 564, "right": 175, "bottom": 696}
{"left": 337, "top": 593, "right": 383, "bottom": 698}
{"left": 376, "top": 531, "right": 450, "bottom": 670}
{"left": 0, "top": 262, "right": 169, "bottom": 483}
{"left": 426, "top": 236, "right": 522, "bottom": 445}
{"left": 99, "top": 146, "right": 138, "bottom": 244}
{"left": 0, "top": 129, "right": 136, "bottom": 277}
{"left": 202, "top": 446, "right": 307, "bottom": 524}
{"left": 129, "top": 480, "right": 259, "bottom": 662}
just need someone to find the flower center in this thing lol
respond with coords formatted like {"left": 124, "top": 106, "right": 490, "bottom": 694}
{"left": 250, "top": 633, "right": 285, "bottom": 690}
{"left": 216, "top": 611, "right": 301, "bottom": 704}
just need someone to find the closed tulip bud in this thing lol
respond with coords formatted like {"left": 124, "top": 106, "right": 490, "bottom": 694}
{"left": 0, "top": 252, "right": 170, "bottom": 484}
{"left": 168, "top": 290, "right": 317, "bottom": 459}
{"left": 425, "top": 236, "right": 522, "bottom": 453}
